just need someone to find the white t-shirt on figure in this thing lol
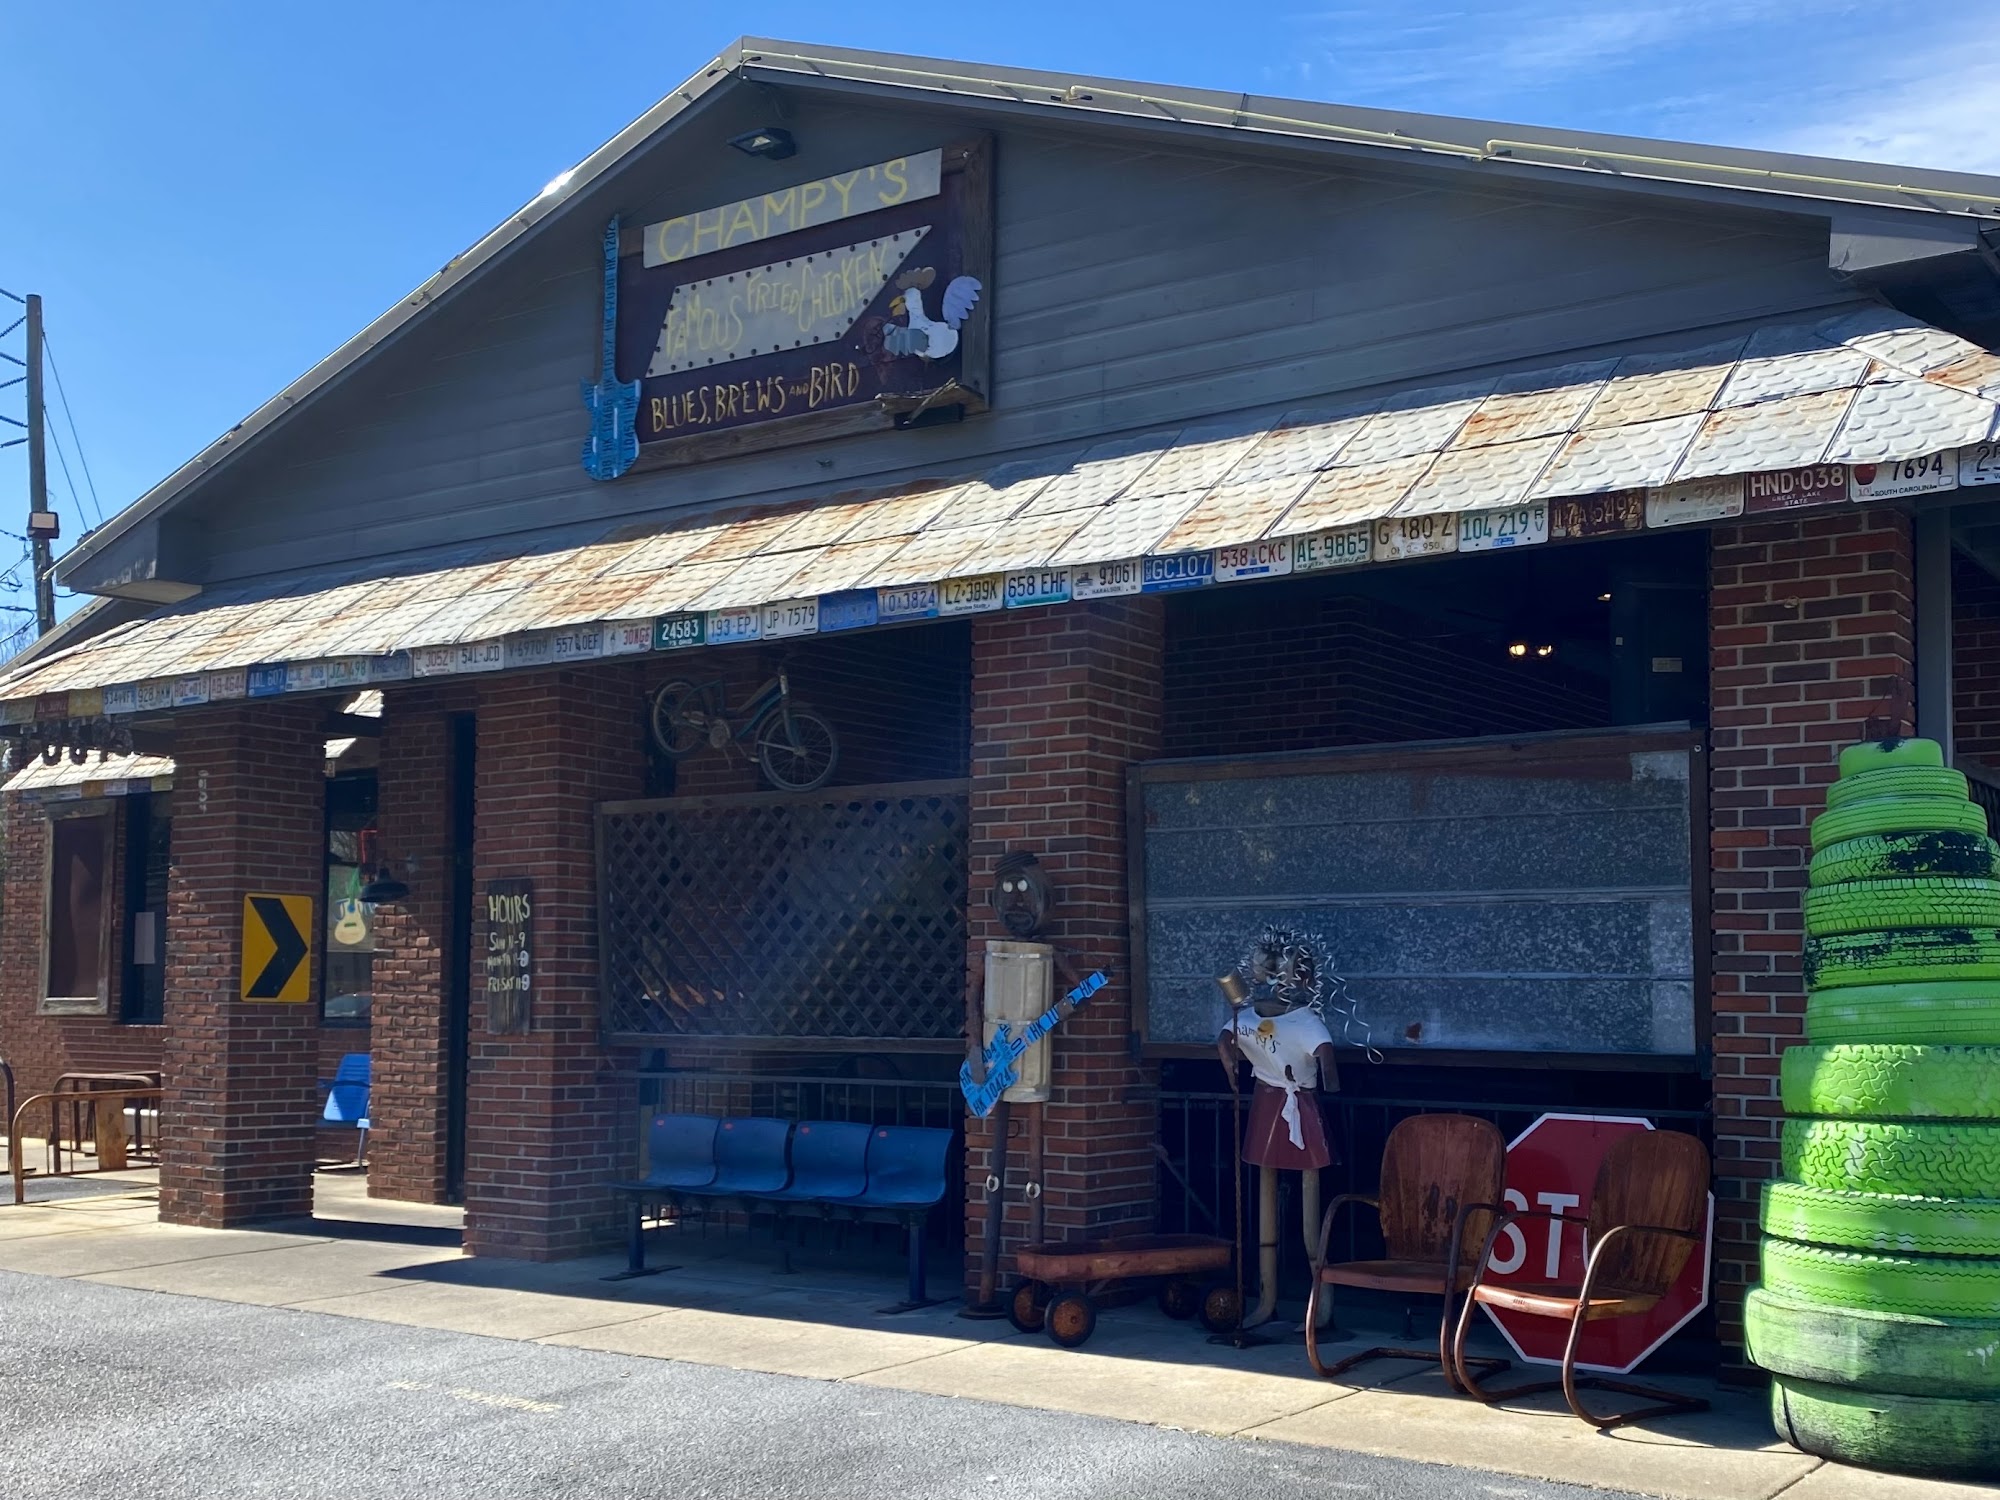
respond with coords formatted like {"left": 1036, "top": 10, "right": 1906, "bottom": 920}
{"left": 1230, "top": 1006, "right": 1334, "bottom": 1148}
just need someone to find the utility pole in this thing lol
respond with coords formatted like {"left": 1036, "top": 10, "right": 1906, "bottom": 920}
{"left": 24, "top": 294, "right": 54, "bottom": 636}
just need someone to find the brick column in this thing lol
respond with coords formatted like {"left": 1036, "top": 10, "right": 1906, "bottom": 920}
{"left": 365, "top": 688, "right": 458, "bottom": 1202}
{"left": 964, "top": 599, "right": 1165, "bottom": 1281}
{"left": 462, "top": 665, "right": 644, "bottom": 1259}
{"left": 1707, "top": 509, "right": 1914, "bottom": 1354}
{"left": 159, "top": 702, "right": 326, "bottom": 1227}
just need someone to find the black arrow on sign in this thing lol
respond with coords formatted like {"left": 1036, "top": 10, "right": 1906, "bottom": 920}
{"left": 247, "top": 895, "right": 308, "bottom": 999}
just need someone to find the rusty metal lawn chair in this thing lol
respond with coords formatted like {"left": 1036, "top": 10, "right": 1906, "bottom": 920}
{"left": 1448, "top": 1129, "right": 1711, "bottom": 1429}
{"left": 1305, "top": 1112, "right": 1511, "bottom": 1387}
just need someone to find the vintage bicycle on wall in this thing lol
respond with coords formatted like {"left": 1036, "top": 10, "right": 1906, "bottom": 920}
{"left": 648, "top": 667, "right": 840, "bottom": 792}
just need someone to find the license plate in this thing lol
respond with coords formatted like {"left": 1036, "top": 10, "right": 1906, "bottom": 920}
{"left": 1071, "top": 559, "right": 1142, "bottom": 599}
{"left": 246, "top": 665, "right": 291, "bottom": 695}
{"left": 1549, "top": 490, "right": 1643, "bottom": 540}
{"left": 454, "top": 641, "right": 504, "bottom": 673}
{"left": 1292, "top": 523, "right": 1373, "bottom": 572}
{"left": 877, "top": 584, "right": 940, "bottom": 621}
{"left": 816, "top": 589, "right": 878, "bottom": 632}
{"left": 1457, "top": 503, "right": 1547, "bottom": 552}
{"left": 602, "top": 619, "right": 657, "bottom": 655}
{"left": 706, "top": 606, "right": 762, "bottom": 644}
{"left": 502, "top": 635, "right": 555, "bottom": 671}
{"left": 940, "top": 574, "right": 1005, "bottom": 615}
{"left": 1374, "top": 513, "right": 1456, "bottom": 560}
{"left": 1746, "top": 465, "right": 1846, "bottom": 513}
{"left": 761, "top": 598, "right": 819, "bottom": 638}
{"left": 653, "top": 614, "right": 705, "bottom": 651}
{"left": 1959, "top": 442, "right": 2000, "bottom": 489}
{"left": 1006, "top": 568, "right": 1072, "bottom": 608}
{"left": 1850, "top": 453, "right": 1961, "bottom": 501}
{"left": 1140, "top": 552, "right": 1215, "bottom": 591}
{"left": 1212, "top": 539, "right": 1292, "bottom": 581}
{"left": 1646, "top": 476, "right": 1743, "bottom": 527}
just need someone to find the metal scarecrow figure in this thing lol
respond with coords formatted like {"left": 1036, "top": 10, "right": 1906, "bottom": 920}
{"left": 1216, "top": 926, "right": 1342, "bottom": 1333}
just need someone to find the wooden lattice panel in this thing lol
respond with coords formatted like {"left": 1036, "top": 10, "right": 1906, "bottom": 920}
{"left": 598, "top": 785, "right": 968, "bottom": 1041}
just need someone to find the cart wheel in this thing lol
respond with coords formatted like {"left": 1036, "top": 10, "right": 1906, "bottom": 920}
{"left": 1007, "top": 1279, "right": 1050, "bottom": 1334}
{"left": 1199, "top": 1283, "right": 1242, "bottom": 1336}
{"left": 1157, "top": 1277, "right": 1203, "bottom": 1320}
{"left": 1045, "top": 1292, "right": 1097, "bottom": 1349}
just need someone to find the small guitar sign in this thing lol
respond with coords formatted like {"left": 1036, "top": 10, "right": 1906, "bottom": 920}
{"left": 960, "top": 970, "right": 1109, "bottom": 1119}
{"left": 580, "top": 216, "right": 640, "bottom": 482}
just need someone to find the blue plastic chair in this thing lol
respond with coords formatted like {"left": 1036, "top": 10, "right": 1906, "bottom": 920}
{"left": 828, "top": 1125, "right": 955, "bottom": 1307}
{"left": 684, "top": 1118, "right": 792, "bottom": 1196}
{"left": 320, "top": 1053, "right": 371, "bottom": 1166}
{"left": 765, "top": 1121, "right": 871, "bottom": 1201}
{"left": 639, "top": 1114, "right": 720, "bottom": 1189}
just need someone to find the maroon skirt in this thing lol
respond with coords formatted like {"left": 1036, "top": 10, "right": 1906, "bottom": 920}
{"left": 1241, "top": 1082, "right": 1336, "bottom": 1170}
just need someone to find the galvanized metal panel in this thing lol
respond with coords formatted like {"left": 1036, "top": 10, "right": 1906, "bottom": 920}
{"left": 1278, "top": 454, "right": 1434, "bottom": 533}
{"left": 1715, "top": 345, "right": 1870, "bottom": 407}
{"left": 1824, "top": 377, "right": 1999, "bottom": 463}
{"left": 1398, "top": 433, "right": 1564, "bottom": 516}
{"left": 1532, "top": 412, "right": 1705, "bottom": 497}
{"left": 1227, "top": 406, "right": 1376, "bottom": 482}
{"left": 1156, "top": 475, "right": 1314, "bottom": 552}
{"left": 1048, "top": 490, "right": 1206, "bottom": 564}
{"left": 1455, "top": 361, "right": 1614, "bottom": 448}
{"left": 1337, "top": 381, "right": 1492, "bottom": 466}
{"left": 1674, "top": 387, "right": 1858, "bottom": 478}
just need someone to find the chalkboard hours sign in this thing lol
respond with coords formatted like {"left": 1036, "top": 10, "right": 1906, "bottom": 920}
{"left": 484, "top": 878, "right": 533, "bottom": 1034}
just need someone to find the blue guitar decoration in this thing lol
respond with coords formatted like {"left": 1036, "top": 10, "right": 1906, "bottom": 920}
{"left": 960, "top": 970, "right": 1109, "bottom": 1119}
{"left": 580, "top": 216, "right": 640, "bottom": 482}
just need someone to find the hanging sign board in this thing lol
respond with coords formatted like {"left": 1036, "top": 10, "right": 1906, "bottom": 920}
{"left": 585, "top": 139, "right": 993, "bottom": 477}
{"left": 484, "top": 878, "right": 534, "bottom": 1034}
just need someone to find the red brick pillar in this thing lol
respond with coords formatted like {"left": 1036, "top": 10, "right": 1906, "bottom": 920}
{"left": 964, "top": 599, "right": 1165, "bottom": 1281}
{"left": 1707, "top": 509, "right": 1914, "bottom": 1354}
{"left": 366, "top": 689, "right": 458, "bottom": 1203}
{"left": 159, "top": 702, "right": 326, "bottom": 1227}
{"left": 462, "top": 665, "right": 643, "bottom": 1259}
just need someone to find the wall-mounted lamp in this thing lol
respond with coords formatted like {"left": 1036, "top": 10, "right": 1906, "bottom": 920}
{"left": 359, "top": 856, "right": 414, "bottom": 906}
{"left": 1535, "top": 644, "right": 1555, "bottom": 658}
{"left": 1507, "top": 641, "right": 1528, "bottom": 658}
{"left": 729, "top": 126, "right": 796, "bottom": 160}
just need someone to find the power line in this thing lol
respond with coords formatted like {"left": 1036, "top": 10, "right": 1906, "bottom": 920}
{"left": 43, "top": 407, "right": 85, "bottom": 524}
{"left": 41, "top": 334, "right": 102, "bottom": 528}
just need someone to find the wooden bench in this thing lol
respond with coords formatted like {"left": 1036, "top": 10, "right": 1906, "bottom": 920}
{"left": 609, "top": 1115, "right": 953, "bottom": 1311}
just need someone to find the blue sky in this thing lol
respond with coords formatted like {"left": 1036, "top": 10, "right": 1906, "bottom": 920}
{"left": 2, "top": 0, "right": 1996, "bottom": 628}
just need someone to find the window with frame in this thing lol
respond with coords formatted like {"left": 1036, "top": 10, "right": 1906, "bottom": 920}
{"left": 324, "top": 772, "right": 378, "bottom": 1026}
{"left": 43, "top": 810, "right": 111, "bottom": 1015}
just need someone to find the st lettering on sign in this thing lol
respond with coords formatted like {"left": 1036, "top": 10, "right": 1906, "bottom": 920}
{"left": 484, "top": 878, "right": 534, "bottom": 1034}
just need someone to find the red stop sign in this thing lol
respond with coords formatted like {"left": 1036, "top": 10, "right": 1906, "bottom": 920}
{"left": 1479, "top": 1113, "right": 1712, "bottom": 1374}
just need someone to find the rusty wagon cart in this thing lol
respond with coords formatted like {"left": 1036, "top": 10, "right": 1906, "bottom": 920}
{"left": 1007, "top": 1233, "right": 1236, "bottom": 1347}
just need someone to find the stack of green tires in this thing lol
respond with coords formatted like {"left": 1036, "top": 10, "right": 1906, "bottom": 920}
{"left": 1747, "top": 736, "right": 2000, "bottom": 1480}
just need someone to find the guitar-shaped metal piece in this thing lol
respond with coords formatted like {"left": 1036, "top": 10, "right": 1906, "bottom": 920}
{"left": 959, "top": 970, "right": 1108, "bottom": 1119}
{"left": 579, "top": 216, "right": 640, "bottom": 482}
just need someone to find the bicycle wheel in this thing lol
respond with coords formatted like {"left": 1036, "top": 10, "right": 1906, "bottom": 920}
{"left": 756, "top": 706, "right": 838, "bottom": 791}
{"left": 649, "top": 679, "right": 708, "bottom": 758}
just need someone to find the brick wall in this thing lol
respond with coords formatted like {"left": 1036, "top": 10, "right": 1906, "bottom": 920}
{"left": 365, "top": 686, "right": 464, "bottom": 1201}
{"left": 159, "top": 702, "right": 328, "bottom": 1227}
{"left": 0, "top": 791, "right": 162, "bottom": 1107}
{"left": 1706, "top": 508, "right": 1915, "bottom": 1355}
{"left": 964, "top": 599, "right": 1164, "bottom": 1281}
{"left": 1163, "top": 587, "right": 1609, "bottom": 757}
{"left": 1953, "top": 549, "right": 2000, "bottom": 767}
{"left": 462, "top": 663, "right": 646, "bottom": 1259}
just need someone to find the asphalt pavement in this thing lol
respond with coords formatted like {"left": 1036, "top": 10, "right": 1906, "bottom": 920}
{"left": 0, "top": 1270, "right": 1640, "bottom": 1500}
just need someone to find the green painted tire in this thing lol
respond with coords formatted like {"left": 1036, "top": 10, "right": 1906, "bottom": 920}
{"left": 1807, "top": 981, "right": 2000, "bottom": 1045}
{"left": 1810, "top": 831, "right": 2000, "bottom": 888}
{"left": 1811, "top": 797, "right": 1987, "bottom": 852}
{"left": 1760, "top": 1180, "right": 2000, "bottom": 1257}
{"left": 1804, "top": 878, "right": 2000, "bottom": 937}
{"left": 1838, "top": 738, "right": 1946, "bottom": 778}
{"left": 1783, "top": 1117, "right": 2000, "bottom": 1198}
{"left": 1826, "top": 767, "right": 1969, "bottom": 810}
{"left": 1771, "top": 1374, "right": 2000, "bottom": 1479}
{"left": 1761, "top": 1237, "right": 2000, "bottom": 1317}
{"left": 1803, "top": 929, "right": 2000, "bottom": 990}
{"left": 1780, "top": 1044, "right": 2000, "bottom": 1120}
{"left": 1746, "top": 1287, "right": 2000, "bottom": 1397}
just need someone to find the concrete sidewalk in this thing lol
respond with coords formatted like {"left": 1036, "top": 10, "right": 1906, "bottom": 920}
{"left": 0, "top": 1177, "right": 1987, "bottom": 1500}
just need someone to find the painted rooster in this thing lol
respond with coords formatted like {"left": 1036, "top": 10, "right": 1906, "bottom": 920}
{"left": 883, "top": 266, "right": 982, "bottom": 360}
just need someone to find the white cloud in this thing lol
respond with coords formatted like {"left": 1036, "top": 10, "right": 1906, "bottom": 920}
{"left": 1757, "top": 45, "right": 2000, "bottom": 175}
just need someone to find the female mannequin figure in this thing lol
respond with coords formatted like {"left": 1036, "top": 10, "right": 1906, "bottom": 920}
{"left": 1217, "top": 928, "right": 1340, "bottom": 1330}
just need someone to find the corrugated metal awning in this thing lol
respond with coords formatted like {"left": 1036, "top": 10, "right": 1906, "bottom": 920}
{"left": 7, "top": 306, "right": 1998, "bottom": 725}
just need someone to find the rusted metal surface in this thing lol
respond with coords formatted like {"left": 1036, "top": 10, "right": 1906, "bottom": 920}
{"left": 8, "top": 309, "right": 2000, "bottom": 711}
